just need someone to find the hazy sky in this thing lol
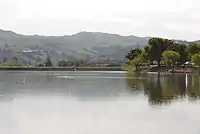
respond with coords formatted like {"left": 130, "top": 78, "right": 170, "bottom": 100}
{"left": 0, "top": 0, "right": 199, "bottom": 40}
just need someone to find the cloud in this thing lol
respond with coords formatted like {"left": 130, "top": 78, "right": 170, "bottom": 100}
{"left": 0, "top": 0, "right": 199, "bottom": 40}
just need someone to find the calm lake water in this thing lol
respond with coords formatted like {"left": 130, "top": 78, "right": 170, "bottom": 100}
{"left": 0, "top": 71, "right": 200, "bottom": 134}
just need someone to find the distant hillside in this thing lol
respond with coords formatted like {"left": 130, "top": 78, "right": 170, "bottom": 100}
{"left": 0, "top": 29, "right": 194, "bottom": 65}
{"left": 0, "top": 30, "right": 150, "bottom": 65}
{"left": 191, "top": 40, "right": 200, "bottom": 44}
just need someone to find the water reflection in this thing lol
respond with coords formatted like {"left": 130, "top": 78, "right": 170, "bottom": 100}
{"left": 0, "top": 71, "right": 129, "bottom": 101}
{"left": 1, "top": 71, "right": 200, "bottom": 134}
{"left": 126, "top": 72, "right": 200, "bottom": 105}
{"left": 0, "top": 71, "right": 199, "bottom": 106}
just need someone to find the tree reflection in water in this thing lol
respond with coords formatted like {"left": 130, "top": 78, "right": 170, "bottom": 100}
{"left": 126, "top": 72, "right": 200, "bottom": 105}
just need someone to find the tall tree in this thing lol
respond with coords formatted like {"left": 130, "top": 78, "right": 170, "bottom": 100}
{"left": 166, "top": 43, "right": 188, "bottom": 64}
{"left": 188, "top": 44, "right": 200, "bottom": 60}
{"left": 192, "top": 53, "right": 200, "bottom": 74}
{"left": 44, "top": 53, "right": 53, "bottom": 67}
{"left": 188, "top": 44, "right": 200, "bottom": 55}
{"left": 125, "top": 48, "right": 143, "bottom": 60}
{"left": 130, "top": 56, "right": 143, "bottom": 71}
{"left": 148, "top": 38, "right": 173, "bottom": 66}
{"left": 178, "top": 44, "right": 188, "bottom": 64}
{"left": 192, "top": 53, "right": 200, "bottom": 66}
{"left": 162, "top": 50, "right": 180, "bottom": 72}
{"left": 143, "top": 46, "right": 150, "bottom": 60}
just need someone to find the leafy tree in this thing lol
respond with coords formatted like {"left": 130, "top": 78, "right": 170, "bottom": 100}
{"left": 142, "top": 46, "right": 150, "bottom": 61}
{"left": 140, "top": 51, "right": 148, "bottom": 62}
{"left": 125, "top": 48, "right": 143, "bottom": 60}
{"left": 192, "top": 53, "right": 200, "bottom": 75}
{"left": 162, "top": 50, "right": 180, "bottom": 72}
{"left": 166, "top": 43, "right": 188, "bottom": 64}
{"left": 188, "top": 44, "right": 200, "bottom": 60}
{"left": 44, "top": 54, "right": 53, "bottom": 67}
{"left": 130, "top": 56, "right": 143, "bottom": 71}
{"left": 192, "top": 53, "right": 200, "bottom": 67}
{"left": 178, "top": 44, "right": 188, "bottom": 64}
{"left": 188, "top": 44, "right": 200, "bottom": 55}
{"left": 148, "top": 38, "right": 173, "bottom": 66}
{"left": 144, "top": 45, "right": 150, "bottom": 54}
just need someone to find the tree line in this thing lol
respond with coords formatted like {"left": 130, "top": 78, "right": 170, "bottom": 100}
{"left": 125, "top": 38, "right": 200, "bottom": 71}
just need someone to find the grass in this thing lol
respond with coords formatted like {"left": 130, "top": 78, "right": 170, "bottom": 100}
{"left": 0, "top": 65, "right": 34, "bottom": 68}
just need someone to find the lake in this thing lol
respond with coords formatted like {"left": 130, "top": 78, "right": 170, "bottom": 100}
{"left": 0, "top": 71, "right": 200, "bottom": 134}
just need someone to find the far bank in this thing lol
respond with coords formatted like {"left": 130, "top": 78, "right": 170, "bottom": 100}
{"left": 123, "top": 64, "right": 199, "bottom": 74}
{"left": 138, "top": 66, "right": 198, "bottom": 73}
{"left": 0, "top": 67, "right": 124, "bottom": 71}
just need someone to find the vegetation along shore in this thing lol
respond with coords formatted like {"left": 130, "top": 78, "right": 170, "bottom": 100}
{"left": 124, "top": 38, "right": 200, "bottom": 74}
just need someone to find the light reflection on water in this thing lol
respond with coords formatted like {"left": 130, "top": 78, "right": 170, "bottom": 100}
{"left": 0, "top": 71, "right": 199, "bottom": 134}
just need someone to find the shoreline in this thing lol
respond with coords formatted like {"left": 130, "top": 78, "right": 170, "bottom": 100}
{"left": 147, "top": 66, "right": 198, "bottom": 73}
{"left": 0, "top": 67, "right": 124, "bottom": 71}
{"left": 0, "top": 66, "right": 197, "bottom": 74}
{"left": 125, "top": 65, "right": 199, "bottom": 74}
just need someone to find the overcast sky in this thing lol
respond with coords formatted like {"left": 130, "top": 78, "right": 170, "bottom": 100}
{"left": 0, "top": 0, "right": 199, "bottom": 41}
